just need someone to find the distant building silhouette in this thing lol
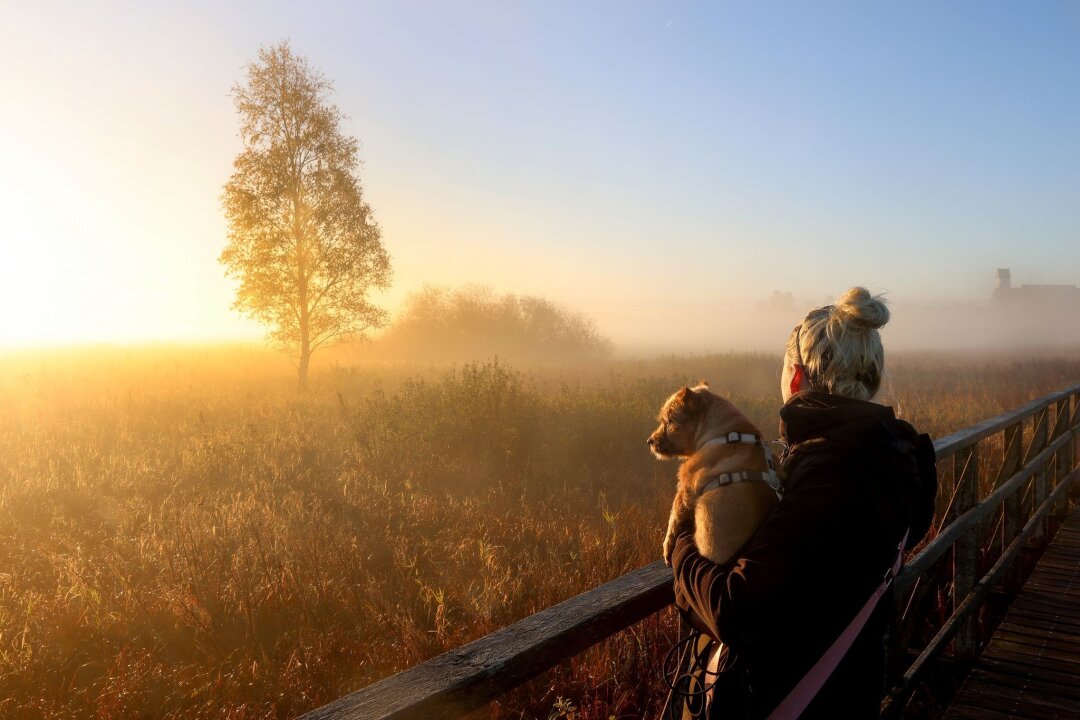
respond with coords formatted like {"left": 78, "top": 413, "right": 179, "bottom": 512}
{"left": 993, "top": 268, "right": 1080, "bottom": 304}
{"left": 996, "top": 268, "right": 1011, "bottom": 291}
{"left": 757, "top": 290, "right": 796, "bottom": 313}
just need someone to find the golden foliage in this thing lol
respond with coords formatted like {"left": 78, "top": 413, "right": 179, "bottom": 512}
{"left": 220, "top": 42, "right": 391, "bottom": 386}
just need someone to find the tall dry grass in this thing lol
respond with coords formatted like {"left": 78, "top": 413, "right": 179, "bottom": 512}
{"left": 0, "top": 345, "right": 1078, "bottom": 718}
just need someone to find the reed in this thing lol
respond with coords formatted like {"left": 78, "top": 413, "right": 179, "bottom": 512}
{"left": 0, "top": 346, "right": 1077, "bottom": 719}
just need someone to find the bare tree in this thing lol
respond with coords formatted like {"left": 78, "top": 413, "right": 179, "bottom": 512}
{"left": 221, "top": 41, "right": 391, "bottom": 387}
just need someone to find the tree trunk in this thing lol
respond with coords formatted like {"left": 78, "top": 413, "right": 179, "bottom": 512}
{"left": 295, "top": 206, "right": 310, "bottom": 389}
{"left": 298, "top": 344, "right": 311, "bottom": 389}
{"left": 297, "top": 262, "right": 311, "bottom": 389}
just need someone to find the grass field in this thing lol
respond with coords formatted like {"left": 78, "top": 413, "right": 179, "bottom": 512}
{"left": 1, "top": 346, "right": 1079, "bottom": 719}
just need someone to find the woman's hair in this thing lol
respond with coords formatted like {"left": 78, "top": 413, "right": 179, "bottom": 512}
{"left": 786, "top": 287, "right": 890, "bottom": 401}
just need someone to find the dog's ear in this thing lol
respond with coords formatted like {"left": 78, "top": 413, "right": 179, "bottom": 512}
{"left": 676, "top": 386, "right": 701, "bottom": 409}
{"left": 697, "top": 379, "right": 710, "bottom": 389}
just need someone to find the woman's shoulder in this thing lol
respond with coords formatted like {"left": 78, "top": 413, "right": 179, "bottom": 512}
{"left": 781, "top": 414, "right": 930, "bottom": 494}
{"left": 780, "top": 438, "right": 862, "bottom": 496}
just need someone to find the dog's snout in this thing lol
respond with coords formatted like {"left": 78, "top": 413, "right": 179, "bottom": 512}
{"left": 646, "top": 437, "right": 655, "bottom": 446}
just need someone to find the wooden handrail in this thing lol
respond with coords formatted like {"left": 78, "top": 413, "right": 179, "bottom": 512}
{"left": 894, "top": 430, "right": 1074, "bottom": 589}
{"left": 930, "top": 382, "right": 1080, "bottom": 460}
{"left": 300, "top": 563, "right": 673, "bottom": 720}
{"left": 302, "top": 384, "right": 1080, "bottom": 720}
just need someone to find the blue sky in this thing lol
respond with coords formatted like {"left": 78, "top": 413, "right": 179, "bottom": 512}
{"left": 2, "top": 1, "right": 1078, "bottom": 346}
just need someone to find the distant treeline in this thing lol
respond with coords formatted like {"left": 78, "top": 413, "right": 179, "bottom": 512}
{"left": 364, "top": 285, "right": 614, "bottom": 364}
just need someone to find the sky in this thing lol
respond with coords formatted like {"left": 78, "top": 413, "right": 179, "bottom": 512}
{"left": 1, "top": 1, "right": 1078, "bottom": 349}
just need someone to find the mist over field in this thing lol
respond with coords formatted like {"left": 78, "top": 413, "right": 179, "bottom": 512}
{"left": 349, "top": 285, "right": 1080, "bottom": 361}
{"left": 600, "top": 299, "right": 1080, "bottom": 357}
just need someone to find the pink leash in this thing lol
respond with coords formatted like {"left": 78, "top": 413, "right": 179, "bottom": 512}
{"left": 766, "top": 528, "right": 910, "bottom": 720}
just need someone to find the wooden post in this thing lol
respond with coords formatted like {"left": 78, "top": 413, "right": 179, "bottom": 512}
{"left": 885, "top": 586, "right": 906, "bottom": 688}
{"left": 1071, "top": 393, "right": 1080, "bottom": 501}
{"left": 953, "top": 444, "right": 979, "bottom": 661}
{"left": 1050, "top": 398, "right": 1069, "bottom": 451}
{"left": 1051, "top": 399, "right": 1070, "bottom": 523}
{"left": 998, "top": 423, "right": 1023, "bottom": 594}
{"left": 1029, "top": 409, "right": 1050, "bottom": 543}
{"left": 1052, "top": 449, "right": 1065, "bottom": 524}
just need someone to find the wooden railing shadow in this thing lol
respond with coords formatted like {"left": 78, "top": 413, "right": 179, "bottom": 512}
{"left": 301, "top": 383, "right": 1080, "bottom": 720}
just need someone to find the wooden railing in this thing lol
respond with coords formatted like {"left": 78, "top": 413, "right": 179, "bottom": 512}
{"left": 301, "top": 383, "right": 1080, "bottom": 720}
{"left": 881, "top": 382, "right": 1080, "bottom": 715}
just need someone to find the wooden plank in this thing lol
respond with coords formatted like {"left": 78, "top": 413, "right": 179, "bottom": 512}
{"left": 944, "top": 701, "right": 1030, "bottom": 720}
{"left": 1006, "top": 585, "right": 1080, "bottom": 606}
{"left": 1032, "top": 559, "right": 1080, "bottom": 574}
{"left": 1000, "top": 612, "right": 1080, "bottom": 635}
{"left": 998, "top": 609, "right": 1080, "bottom": 636}
{"left": 1011, "top": 579, "right": 1080, "bottom": 603}
{"left": 988, "top": 633, "right": 1080, "bottom": 663}
{"left": 994, "top": 623, "right": 1080, "bottom": 647}
{"left": 1023, "top": 569, "right": 1080, "bottom": 586}
{"left": 1017, "top": 563, "right": 1080, "bottom": 583}
{"left": 954, "top": 692, "right": 1065, "bottom": 720}
{"left": 976, "top": 655, "right": 1080, "bottom": 689}
{"left": 982, "top": 638, "right": 1080, "bottom": 668}
{"left": 1006, "top": 603, "right": 1080, "bottom": 625}
{"left": 967, "top": 668, "right": 1080, "bottom": 704}
{"left": 959, "top": 677, "right": 1080, "bottom": 715}
{"left": 1032, "top": 547, "right": 1080, "bottom": 562}
{"left": 298, "top": 561, "right": 673, "bottom": 720}
{"left": 1034, "top": 547, "right": 1080, "bottom": 561}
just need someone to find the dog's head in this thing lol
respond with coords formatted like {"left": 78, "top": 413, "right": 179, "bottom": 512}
{"left": 647, "top": 383, "right": 711, "bottom": 459}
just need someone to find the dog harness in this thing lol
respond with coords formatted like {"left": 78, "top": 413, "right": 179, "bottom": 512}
{"left": 696, "top": 431, "right": 784, "bottom": 500}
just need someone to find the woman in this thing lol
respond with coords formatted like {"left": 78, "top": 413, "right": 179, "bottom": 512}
{"left": 670, "top": 287, "right": 938, "bottom": 719}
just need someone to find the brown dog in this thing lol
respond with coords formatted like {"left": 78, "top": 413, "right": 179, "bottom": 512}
{"left": 648, "top": 383, "right": 781, "bottom": 565}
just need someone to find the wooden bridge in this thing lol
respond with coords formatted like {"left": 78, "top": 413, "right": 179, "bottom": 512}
{"left": 942, "top": 504, "right": 1080, "bottom": 719}
{"left": 301, "top": 383, "right": 1080, "bottom": 720}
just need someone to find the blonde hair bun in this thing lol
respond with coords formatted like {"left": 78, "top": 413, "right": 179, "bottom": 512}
{"left": 833, "top": 286, "right": 889, "bottom": 331}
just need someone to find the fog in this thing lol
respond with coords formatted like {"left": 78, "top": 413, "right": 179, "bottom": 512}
{"left": 355, "top": 283, "right": 1080, "bottom": 365}
{"left": 594, "top": 297, "right": 1080, "bottom": 357}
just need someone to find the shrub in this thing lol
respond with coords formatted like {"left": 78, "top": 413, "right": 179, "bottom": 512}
{"left": 369, "top": 285, "right": 614, "bottom": 364}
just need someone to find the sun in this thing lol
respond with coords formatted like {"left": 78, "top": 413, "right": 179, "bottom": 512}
{"left": 0, "top": 170, "right": 89, "bottom": 346}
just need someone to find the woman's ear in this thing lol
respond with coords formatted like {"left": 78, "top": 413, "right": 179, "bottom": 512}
{"left": 790, "top": 364, "right": 808, "bottom": 396}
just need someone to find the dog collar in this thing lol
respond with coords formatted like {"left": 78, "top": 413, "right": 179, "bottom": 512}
{"left": 699, "top": 431, "right": 766, "bottom": 449}
{"left": 697, "top": 433, "right": 784, "bottom": 500}
{"left": 699, "top": 468, "right": 784, "bottom": 500}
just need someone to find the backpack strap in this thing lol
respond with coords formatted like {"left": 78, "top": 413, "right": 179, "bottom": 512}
{"left": 766, "top": 528, "right": 910, "bottom": 720}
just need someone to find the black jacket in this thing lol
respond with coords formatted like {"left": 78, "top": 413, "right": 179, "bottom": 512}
{"left": 671, "top": 392, "right": 937, "bottom": 719}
